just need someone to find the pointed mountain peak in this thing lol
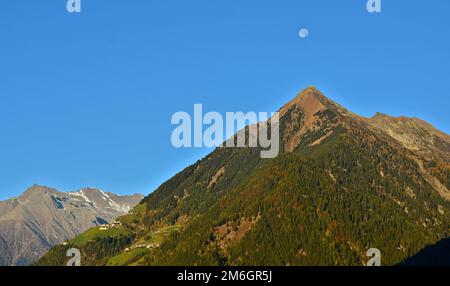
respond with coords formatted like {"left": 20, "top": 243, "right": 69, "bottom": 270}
{"left": 294, "top": 86, "right": 328, "bottom": 102}
{"left": 280, "top": 87, "right": 326, "bottom": 116}
{"left": 277, "top": 87, "right": 359, "bottom": 152}
{"left": 279, "top": 86, "right": 354, "bottom": 118}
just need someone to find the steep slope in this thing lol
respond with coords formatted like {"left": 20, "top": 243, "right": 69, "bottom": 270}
{"left": 0, "top": 185, "right": 142, "bottom": 266}
{"left": 38, "top": 87, "right": 450, "bottom": 266}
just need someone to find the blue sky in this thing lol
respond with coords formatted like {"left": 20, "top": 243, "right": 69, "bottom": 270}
{"left": 0, "top": 0, "right": 449, "bottom": 200}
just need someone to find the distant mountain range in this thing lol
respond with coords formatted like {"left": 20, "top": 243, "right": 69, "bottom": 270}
{"left": 37, "top": 87, "right": 450, "bottom": 266}
{"left": 0, "top": 185, "right": 142, "bottom": 266}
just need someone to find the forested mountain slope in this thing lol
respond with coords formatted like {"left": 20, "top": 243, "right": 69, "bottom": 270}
{"left": 37, "top": 87, "right": 450, "bottom": 266}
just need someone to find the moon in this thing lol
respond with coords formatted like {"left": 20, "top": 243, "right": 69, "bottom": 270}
{"left": 299, "top": 28, "right": 309, "bottom": 39}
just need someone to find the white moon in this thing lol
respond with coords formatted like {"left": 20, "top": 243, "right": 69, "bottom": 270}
{"left": 299, "top": 28, "right": 309, "bottom": 39}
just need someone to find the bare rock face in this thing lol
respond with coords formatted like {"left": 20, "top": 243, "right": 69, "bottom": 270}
{"left": 0, "top": 185, "right": 143, "bottom": 266}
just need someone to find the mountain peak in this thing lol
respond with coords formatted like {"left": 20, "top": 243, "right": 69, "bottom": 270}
{"left": 21, "top": 185, "right": 56, "bottom": 198}
{"left": 294, "top": 86, "right": 328, "bottom": 103}
{"left": 279, "top": 86, "right": 353, "bottom": 119}
{"left": 27, "top": 184, "right": 50, "bottom": 191}
{"left": 278, "top": 87, "right": 355, "bottom": 152}
{"left": 279, "top": 87, "right": 328, "bottom": 117}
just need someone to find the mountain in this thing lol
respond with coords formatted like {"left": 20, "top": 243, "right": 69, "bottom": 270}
{"left": 0, "top": 185, "right": 143, "bottom": 266}
{"left": 37, "top": 87, "right": 450, "bottom": 266}
{"left": 367, "top": 113, "right": 450, "bottom": 200}
{"left": 368, "top": 113, "right": 450, "bottom": 163}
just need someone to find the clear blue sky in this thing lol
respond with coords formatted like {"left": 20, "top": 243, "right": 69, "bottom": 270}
{"left": 1, "top": 1, "right": 449, "bottom": 200}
